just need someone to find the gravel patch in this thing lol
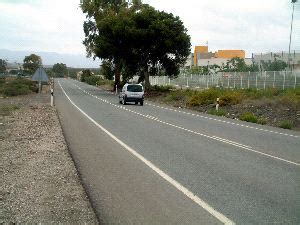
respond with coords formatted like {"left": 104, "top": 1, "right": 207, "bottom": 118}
{"left": 0, "top": 102, "right": 98, "bottom": 223}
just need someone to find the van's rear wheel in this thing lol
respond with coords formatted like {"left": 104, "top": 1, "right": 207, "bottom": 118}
{"left": 122, "top": 97, "right": 127, "bottom": 105}
{"left": 140, "top": 100, "right": 144, "bottom": 106}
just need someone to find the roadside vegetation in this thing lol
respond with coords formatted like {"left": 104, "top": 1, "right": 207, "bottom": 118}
{"left": 145, "top": 86, "right": 300, "bottom": 130}
{"left": 0, "top": 76, "right": 38, "bottom": 97}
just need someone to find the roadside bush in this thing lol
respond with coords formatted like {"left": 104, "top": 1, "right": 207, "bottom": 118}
{"left": 219, "top": 92, "right": 243, "bottom": 106}
{"left": 0, "top": 104, "right": 19, "bottom": 116}
{"left": 150, "top": 85, "right": 172, "bottom": 93}
{"left": 84, "top": 75, "right": 100, "bottom": 85}
{"left": 257, "top": 117, "right": 267, "bottom": 125}
{"left": 239, "top": 112, "right": 258, "bottom": 123}
{"left": 164, "top": 89, "right": 193, "bottom": 103}
{"left": 278, "top": 120, "right": 293, "bottom": 129}
{"left": 207, "top": 109, "right": 227, "bottom": 116}
{"left": 0, "top": 77, "right": 38, "bottom": 96}
{"left": 187, "top": 88, "right": 219, "bottom": 106}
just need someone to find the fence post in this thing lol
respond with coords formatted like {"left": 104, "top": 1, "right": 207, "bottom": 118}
{"left": 273, "top": 71, "right": 276, "bottom": 88}
{"left": 227, "top": 76, "right": 229, "bottom": 88}
{"left": 283, "top": 71, "right": 286, "bottom": 90}
{"left": 240, "top": 74, "right": 243, "bottom": 89}
{"left": 256, "top": 73, "right": 258, "bottom": 89}
{"left": 234, "top": 72, "right": 236, "bottom": 88}
{"left": 187, "top": 77, "right": 189, "bottom": 87}
{"left": 164, "top": 76, "right": 166, "bottom": 85}
{"left": 248, "top": 71, "right": 250, "bottom": 89}
{"left": 263, "top": 71, "right": 266, "bottom": 90}
{"left": 206, "top": 75, "right": 209, "bottom": 89}
{"left": 169, "top": 78, "right": 171, "bottom": 85}
{"left": 294, "top": 72, "right": 297, "bottom": 89}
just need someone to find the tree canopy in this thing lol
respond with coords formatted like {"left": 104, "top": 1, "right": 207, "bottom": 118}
{"left": 81, "top": 0, "right": 191, "bottom": 90}
{"left": 52, "top": 63, "right": 68, "bottom": 77}
{"left": 23, "top": 54, "right": 42, "bottom": 75}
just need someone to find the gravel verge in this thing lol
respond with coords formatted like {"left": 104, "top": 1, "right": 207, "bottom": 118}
{"left": 0, "top": 99, "right": 98, "bottom": 223}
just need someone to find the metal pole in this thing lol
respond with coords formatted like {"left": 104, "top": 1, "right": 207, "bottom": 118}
{"left": 248, "top": 72, "right": 250, "bottom": 89}
{"left": 256, "top": 74, "right": 258, "bottom": 89}
{"left": 294, "top": 72, "right": 297, "bottom": 89}
{"left": 233, "top": 72, "right": 236, "bottom": 88}
{"left": 273, "top": 71, "right": 276, "bottom": 88}
{"left": 288, "top": 1, "right": 296, "bottom": 70}
{"left": 283, "top": 71, "right": 286, "bottom": 90}
{"left": 241, "top": 75, "right": 243, "bottom": 89}
{"left": 263, "top": 71, "right": 266, "bottom": 89}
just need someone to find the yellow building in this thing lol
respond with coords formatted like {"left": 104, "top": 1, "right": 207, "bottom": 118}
{"left": 215, "top": 50, "right": 245, "bottom": 59}
{"left": 192, "top": 46, "right": 246, "bottom": 67}
{"left": 194, "top": 46, "right": 208, "bottom": 65}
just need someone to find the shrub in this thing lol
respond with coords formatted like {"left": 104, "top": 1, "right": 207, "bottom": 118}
{"left": 150, "top": 85, "right": 172, "bottom": 93}
{"left": 257, "top": 117, "right": 267, "bottom": 125}
{"left": 0, "top": 104, "right": 19, "bottom": 116}
{"left": 84, "top": 75, "right": 100, "bottom": 85}
{"left": 278, "top": 120, "right": 293, "bottom": 129}
{"left": 240, "top": 112, "right": 258, "bottom": 123}
{"left": 207, "top": 109, "right": 227, "bottom": 116}
{"left": 187, "top": 88, "right": 219, "bottom": 106}
{"left": 164, "top": 89, "right": 193, "bottom": 103}
{"left": 219, "top": 92, "right": 243, "bottom": 106}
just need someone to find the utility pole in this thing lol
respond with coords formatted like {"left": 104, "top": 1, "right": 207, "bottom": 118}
{"left": 288, "top": 0, "right": 297, "bottom": 70}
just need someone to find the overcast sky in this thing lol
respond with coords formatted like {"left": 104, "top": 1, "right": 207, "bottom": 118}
{"left": 0, "top": 0, "right": 299, "bottom": 58}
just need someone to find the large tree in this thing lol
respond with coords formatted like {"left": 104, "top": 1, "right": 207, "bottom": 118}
{"left": 81, "top": 0, "right": 190, "bottom": 91}
{"left": 0, "top": 59, "right": 7, "bottom": 73}
{"left": 23, "top": 54, "right": 42, "bottom": 74}
{"left": 52, "top": 63, "right": 68, "bottom": 77}
{"left": 129, "top": 6, "right": 190, "bottom": 89}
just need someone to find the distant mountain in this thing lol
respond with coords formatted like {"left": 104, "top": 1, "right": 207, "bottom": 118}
{"left": 0, "top": 49, "right": 101, "bottom": 68}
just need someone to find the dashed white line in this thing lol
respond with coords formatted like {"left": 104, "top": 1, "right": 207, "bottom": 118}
{"left": 58, "top": 80, "right": 235, "bottom": 225}
{"left": 145, "top": 103, "right": 299, "bottom": 138}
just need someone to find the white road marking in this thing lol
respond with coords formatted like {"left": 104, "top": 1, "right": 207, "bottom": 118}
{"left": 71, "top": 81, "right": 300, "bottom": 167}
{"left": 58, "top": 80, "right": 235, "bottom": 225}
{"left": 144, "top": 103, "right": 299, "bottom": 138}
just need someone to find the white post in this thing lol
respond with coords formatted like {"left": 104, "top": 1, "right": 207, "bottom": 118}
{"left": 115, "top": 85, "right": 118, "bottom": 94}
{"left": 169, "top": 78, "right": 171, "bottom": 85}
{"left": 216, "top": 98, "right": 220, "bottom": 111}
{"left": 273, "top": 71, "right": 276, "bottom": 88}
{"left": 50, "top": 88, "right": 54, "bottom": 106}
{"left": 164, "top": 76, "right": 166, "bottom": 85}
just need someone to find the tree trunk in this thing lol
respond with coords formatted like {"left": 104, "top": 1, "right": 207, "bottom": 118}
{"left": 144, "top": 71, "right": 150, "bottom": 92}
{"left": 114, "top": 63, "right": 121, "bottom": 91}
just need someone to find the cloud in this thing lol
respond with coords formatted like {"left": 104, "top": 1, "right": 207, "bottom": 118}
{"left": 0, "top": 0, "right": 86, "bottom": 54}
{"left": 144, "top": 0, "right": 299, "bottom": 56}
{"left": 0, "top": 0, "right": 299, "bottom": 58}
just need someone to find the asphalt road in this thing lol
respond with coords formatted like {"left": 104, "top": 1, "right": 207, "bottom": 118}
{"left": 55, "top": 78, "right": 300, "bottom": 224}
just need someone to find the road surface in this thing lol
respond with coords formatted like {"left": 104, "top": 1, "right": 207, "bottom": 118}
{"left": 55, "top": 78, "right": 300, "bottom": 224}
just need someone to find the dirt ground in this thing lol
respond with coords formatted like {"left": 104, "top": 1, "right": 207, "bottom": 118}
{"left": 0, "top": 94, "right": 98, "bottom": 223}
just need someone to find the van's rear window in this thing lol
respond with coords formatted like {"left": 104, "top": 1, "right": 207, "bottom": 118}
{"left": 127, "top": 85, "right": 143, "bottom": 92}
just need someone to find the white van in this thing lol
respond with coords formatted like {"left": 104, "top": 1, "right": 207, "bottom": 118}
{"left": 119, "top": 83, "right": 144, "bottom": 106}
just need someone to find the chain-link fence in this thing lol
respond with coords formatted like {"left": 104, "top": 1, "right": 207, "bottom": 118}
{"left": 150, "top": 71, "right": 300, "bottom": 90}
